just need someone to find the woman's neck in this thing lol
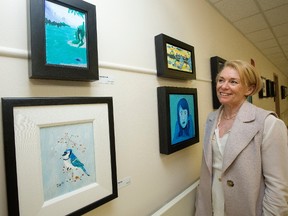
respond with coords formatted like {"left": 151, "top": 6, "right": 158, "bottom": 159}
{"left": 222, "top": 100, "right": 245, "bottom": 119}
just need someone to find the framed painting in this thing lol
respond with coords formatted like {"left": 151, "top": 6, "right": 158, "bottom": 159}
{"left": 269, "top": 80, "right": 275, "bottom": 97}
{"left": 247, "top": 96, "right": 253, "bottom": 104}
{"left": 265, "top": 79, "right": 271, "bottom": 97}
{"left": 210, "top": 56, "right": 226, "bottom": 109}
{"left": 258, "top": 77, "right": 267, "bottom": 98}
{"left": 155, "top": 34, "right": 196, "bottom": 80}
{"left": 28, "top": 0, "right": 99, "bottom": 81}
{"left": 281, "top": 86, "right": 287, "bottom": 99}
{"left": 2, "top": 97, "right": 117, "bottom": 215}
{"left": 157, "top": 87, "right": 199, "bottom": 154}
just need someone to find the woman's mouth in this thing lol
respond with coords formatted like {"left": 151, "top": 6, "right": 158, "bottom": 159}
{"left": 219, "top": 92, "right": 230, "bottom": 96}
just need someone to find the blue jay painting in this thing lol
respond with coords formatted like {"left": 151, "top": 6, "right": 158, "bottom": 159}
{"left": 62, "top": 149, "right": 90, "bottom": 176}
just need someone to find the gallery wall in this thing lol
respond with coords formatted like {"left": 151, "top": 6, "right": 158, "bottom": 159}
{"left": 0, "top": 0, "right": 287, "bottom": 215}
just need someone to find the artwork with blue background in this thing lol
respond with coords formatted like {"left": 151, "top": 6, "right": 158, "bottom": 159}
{"left": 45, "top": 1, "right": 88, "bottom": 68}
{"left": 170, "top": 94, "right": 195, "bottom": 145}
{"left": 40, "top": 122, "right": 96, "bottom": 201}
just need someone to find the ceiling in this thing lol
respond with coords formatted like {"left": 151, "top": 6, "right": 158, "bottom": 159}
{"left": 206, "top": 0, "right": 288, "bottom": 78}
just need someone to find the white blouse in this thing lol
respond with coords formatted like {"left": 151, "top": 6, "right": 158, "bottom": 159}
{"left": 212, "top": 127, "right": 229, "bottom": 216}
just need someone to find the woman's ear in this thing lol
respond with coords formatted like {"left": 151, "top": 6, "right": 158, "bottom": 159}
{"left": 245, "top": 85, "right": 255, "bottom": 96}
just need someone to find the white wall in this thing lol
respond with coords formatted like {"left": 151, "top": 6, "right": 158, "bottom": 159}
{"left": 0, "top": 0, "right": 287, "bottom": 216}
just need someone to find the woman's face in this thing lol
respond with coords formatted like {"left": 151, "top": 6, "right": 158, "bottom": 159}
{"left": 216, "top": 66, "right": 251, "bottom": 107}
{"left": 179, "top": 106, "right": 188, "bottom": 128}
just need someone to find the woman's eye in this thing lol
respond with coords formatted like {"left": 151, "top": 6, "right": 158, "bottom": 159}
{"left": 230, "top": 80, "right": 238, "bottom": 85}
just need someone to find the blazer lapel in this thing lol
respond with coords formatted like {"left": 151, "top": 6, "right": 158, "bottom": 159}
{"left": 203, "top": 110, "right": 219, "bottom": 174}
{"left": 222, "top": 102, "right": 260, "bottom": 173}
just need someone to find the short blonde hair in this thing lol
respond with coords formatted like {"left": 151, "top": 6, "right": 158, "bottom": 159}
{"left": 217, "top": 60, "right": 263, "bottom": 96}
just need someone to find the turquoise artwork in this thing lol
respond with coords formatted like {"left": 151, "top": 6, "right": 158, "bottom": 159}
{"left": 45, "top": 0, "right": 88, "bottom": 68}
{"left": 40, "top": 122, "right": 96, "bottom": 201}
{"left": 169, "top": 94, "right": 196, "bottom": 145}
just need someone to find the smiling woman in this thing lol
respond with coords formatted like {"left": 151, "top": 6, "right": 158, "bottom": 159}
{"left": 216, "top": 60, "right": 262, "bottom": 116}
{"left": 195, "top": 60, "right": 288, "bottom": 216}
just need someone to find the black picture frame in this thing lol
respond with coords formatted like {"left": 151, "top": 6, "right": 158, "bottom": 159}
{"left": 247, "top": 96, "right": 253, "bottom": 104}
{"left": 210, "top": 56, "right": 226, "bottom": 109}
{"left": 269, "top": 80, "right": 275, "bottom": 97}
{"left": 281, "top": 86, "right": 287, "bottom": 99}
{"left": 155, "top": 34, "right": 196, "bottom": 80}
{"left": 28, "top": 0, "right": 99, "bottom": 81}
{"left": 266, "top": 79, "right": 271, "bottom": 97}
{"left": 157, "top": 87, "right": 199, "bottom": 154}
{"left": 259, "top": 77, "right": 267, "bottom": 98}
{"left": 2, "top": 97, "right": 117, "bottom": 216}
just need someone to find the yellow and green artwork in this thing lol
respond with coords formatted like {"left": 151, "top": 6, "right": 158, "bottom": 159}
{"left": 166, "top": 43, "right": 193, "bottom": 73}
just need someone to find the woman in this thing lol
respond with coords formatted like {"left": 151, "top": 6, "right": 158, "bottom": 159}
{"left": 195, "top": 60, "right": 288, "bottom": 215}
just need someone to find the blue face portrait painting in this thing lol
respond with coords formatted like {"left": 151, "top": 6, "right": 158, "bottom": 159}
{"left": 170, "top": 95, "right": 196, "bottom": 145}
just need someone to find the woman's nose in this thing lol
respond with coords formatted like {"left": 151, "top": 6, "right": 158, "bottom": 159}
{"left": 220, "top": 81, "right": 229, "bottom": 88}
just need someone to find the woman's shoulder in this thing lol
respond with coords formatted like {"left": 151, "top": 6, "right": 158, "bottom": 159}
{"left": 264, "top": 113, "right": 286, "bottom": 130}
{"left": 254, "top": 106, "right": 276, "bottom": 119}
{"left": 243, "top": 102, "right": 275, "bottom": 119}
{"left": 247, "top": 103, "right": 285, "bottom": 129}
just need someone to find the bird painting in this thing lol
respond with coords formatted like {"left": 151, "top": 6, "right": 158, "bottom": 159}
{"left": 62, "top": 149, "right": 90, "bottom": 176}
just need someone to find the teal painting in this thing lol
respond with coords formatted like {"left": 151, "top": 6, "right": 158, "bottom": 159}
{"left": 169, "top": 94, "right": 196, "bottom": 145}
{"left": 45, "top": 1, "right": 88, "bottom": 68}
{"left": 40, "top": 122, "right": 96, "bottom": 201}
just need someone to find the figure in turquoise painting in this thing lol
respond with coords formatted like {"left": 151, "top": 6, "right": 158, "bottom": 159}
{"left": 72, "top": 22, "right": 85, "bottom": 47}
{"left": 172, "top": 98, "right": 195, "bottom": 144}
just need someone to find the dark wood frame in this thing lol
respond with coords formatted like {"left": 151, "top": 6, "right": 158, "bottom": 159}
{"left": 2, "top": 97, "right": 117, "bottom": 216}
{"left": 266, "top": 79, "right": 271, "bottom": 97}
{"left": 157, "top": 87, "right": 199, "bottom": 154}
{"left": 28, "top": 0, "right": 99, "bottom": 81}
{"left": 259, "top": 77, "right": 267, "bottom": 98}
{"left": 210, "top": 56, "right": 226, "bottom": 109}
{"left": 281, "top": 86, "right": 287, "bottom": 99}
{"left": 155, "top": 34, "right": 196, "bottom": 80}
{"left": 269, "top": 80, "right": 275, "bottom": 97}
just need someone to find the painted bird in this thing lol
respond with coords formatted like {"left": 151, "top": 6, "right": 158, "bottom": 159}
{"left": 62, "top": 149, "right": 90, "bottom": 176}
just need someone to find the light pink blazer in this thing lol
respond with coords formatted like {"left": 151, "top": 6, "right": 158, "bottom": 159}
{"left": 195, "top": 101, "right": 288, "bottom": 216}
